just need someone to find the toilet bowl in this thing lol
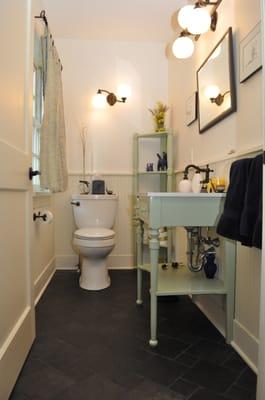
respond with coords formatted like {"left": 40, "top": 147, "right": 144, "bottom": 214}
{"left": 71, "top": 194, "right": 118, "bottom": 291}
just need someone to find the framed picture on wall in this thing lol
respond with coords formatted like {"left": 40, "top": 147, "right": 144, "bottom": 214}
{"left": 240, "top": 22, "right": 262, "bottom": 83}
{"left": 185, "top": 92, "right": 197, "bottom": 126}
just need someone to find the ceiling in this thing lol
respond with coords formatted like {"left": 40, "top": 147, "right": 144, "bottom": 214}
{"left": 41, "top": 0, "right": 188, "bottom": 42}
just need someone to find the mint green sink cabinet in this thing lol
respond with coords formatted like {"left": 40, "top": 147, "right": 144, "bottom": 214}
{"left": 135, "top": 192, "right": 236, "bottom": 348}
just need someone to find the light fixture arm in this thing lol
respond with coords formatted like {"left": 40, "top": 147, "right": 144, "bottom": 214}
{"left": 97, "top": 89, "right": 126, "bottom": 106}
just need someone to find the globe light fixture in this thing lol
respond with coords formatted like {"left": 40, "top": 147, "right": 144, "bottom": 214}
{"left": 178, "top": 5, "right": 195, "bottom": 30}
{"left": 172, "top": 35, "right": 195, "bottom": 59}
{"left": 187, "top": 6, "right": 211, "bottom": 35}
{"left": 92, "top": 92, "right": 106, "bottom": 109}
{"left": 204, "top": 85, "right": 220, "bottom": 100}
{"left": 116, "top": 84, "right": 132, "bottom": 100}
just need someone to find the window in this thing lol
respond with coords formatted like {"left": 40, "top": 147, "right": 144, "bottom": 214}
{"left": 32, "top": 65, "right": 43, "bottom": 190}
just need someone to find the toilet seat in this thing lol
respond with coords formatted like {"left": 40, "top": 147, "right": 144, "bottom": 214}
{"left": 73, "top": 228, "right": 115, "bottom": 248}
{"left": 74, "top": 228, "right": 115, "bottom": 240}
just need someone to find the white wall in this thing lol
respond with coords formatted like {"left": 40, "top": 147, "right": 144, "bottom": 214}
{"left": 54, "top": 39, "right": 168, "bottom": 268}
{"left": 169, "top": 0, "right": 262, "bottom": 371}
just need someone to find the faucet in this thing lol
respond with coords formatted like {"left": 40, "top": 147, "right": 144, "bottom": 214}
{"left": 183, "top": 164, "right": 214, "bottom": 191}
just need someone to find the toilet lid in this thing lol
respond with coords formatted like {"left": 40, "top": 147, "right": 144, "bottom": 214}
{"left": 74, "top": 228, "right": 115, "bottom": 240}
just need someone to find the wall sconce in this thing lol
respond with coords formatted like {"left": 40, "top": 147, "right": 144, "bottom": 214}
{"left": 204, "top": 85, "right": 230, "bottom": 106}
{"left": 172, "top": 0, "right": 222, "bottom": 59}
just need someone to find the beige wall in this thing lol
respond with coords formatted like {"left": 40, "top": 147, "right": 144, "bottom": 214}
{"left": 54, "top": 39, "right": 168, "bottom": 268}
{"left": 169, "top": 0, "right": 262, "bottom": 371}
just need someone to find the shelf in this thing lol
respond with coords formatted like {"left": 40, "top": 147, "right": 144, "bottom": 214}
{"left": 135, "top": 132, "right": 171, "bottom": 139}
{"left": 140, "top": 264, "right": 226, "bottom": 296}
{"left": 137, "top": 171, "right": 168, "bottom": 175}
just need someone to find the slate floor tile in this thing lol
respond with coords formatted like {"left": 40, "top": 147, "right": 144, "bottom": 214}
{"left": 11, "top": 363, "right": 74, "bottom": 400}
{"left": 183, "top": 359, "right": 238, "bottom": 393}
{"left": 51, "top": 373, "right": 126, "bottom": 400}
{"left": 124, "top": 380, "right": 184, "bottom": 400}
{"left": 147, "top": 335, "right": 189, "bottom": 359}
{"left": 170, "top": 378, "right": 199, "bottom": 397}
{"left": 236, "top": 367, "right": 257, "bottom": 392}
{"left": 189, "top": 388, "right": 229, "bottom": 400}
{"left": 225, "top": 384, "right": 256, "bottom": 400}
{"left": 222, "top": 352, "right": 247, "bottom": 372}
{"left": 136, "top": 355, "right": 187, "bottom": 386}
{"left": 187, "top": 339, "right": 232, "bottom": 364}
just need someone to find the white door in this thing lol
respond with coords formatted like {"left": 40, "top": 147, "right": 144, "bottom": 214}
{"left": 257, "top": 1, "right": 265, "bottom": 399}
{"left": 0, "top": 1, "right": 35, "bottom": 399}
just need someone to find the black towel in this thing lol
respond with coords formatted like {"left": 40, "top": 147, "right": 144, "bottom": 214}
{"left": 240, "top": 154, "right": 263, "bottom": 249}
{"left": 216, "top": 158, "right": 253, "bottom": 243}
{"left": 217, "top": 155, "right": 263, "bottom": 249}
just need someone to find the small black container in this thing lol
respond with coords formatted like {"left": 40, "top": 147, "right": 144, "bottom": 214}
{"left": 203, "top": 253, "right": 217, "bottom": 279}
{"left": 92, "top": 180, "right": 105, "bottom": 194}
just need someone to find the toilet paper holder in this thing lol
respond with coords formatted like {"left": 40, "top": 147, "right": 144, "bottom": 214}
{"left": 33, "top": 211, "right": 47, "bottom": 222}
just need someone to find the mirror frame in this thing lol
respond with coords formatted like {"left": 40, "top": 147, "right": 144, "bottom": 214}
{"left": 197, "top": 27, "right": 237, "bottom": 134}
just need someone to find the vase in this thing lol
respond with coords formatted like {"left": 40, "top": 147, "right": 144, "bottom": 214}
{"left": 203, "top": 253, "right": 217, "bottom": 279}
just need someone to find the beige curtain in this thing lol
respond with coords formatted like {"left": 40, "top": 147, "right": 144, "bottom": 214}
{"left": 40, "top": 32, "right": 68, "bottom": 192}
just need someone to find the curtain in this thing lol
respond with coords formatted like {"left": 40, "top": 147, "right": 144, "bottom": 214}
{"left": 40, "top": 31, "right": 68, "bottom": 192}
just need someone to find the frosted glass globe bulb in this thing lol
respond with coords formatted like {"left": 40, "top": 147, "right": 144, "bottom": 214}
{"left": 187, "top": 7, "right": 211, "bottom": 35}
{"left": 117, "top": 84, "right": 132, "bottom": 99}
{"left": 172, "top": 36, "right": 194, "bottom": 59}
{"left": 178, "top": 5, "right": 194, "bottom": 29}
{"left": 92, "top": 93, "right": 106, "bottom": 108}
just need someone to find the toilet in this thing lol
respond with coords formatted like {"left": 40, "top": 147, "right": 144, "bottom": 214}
{"left": 71, "top": 194, "right": 118, "bottom": 290}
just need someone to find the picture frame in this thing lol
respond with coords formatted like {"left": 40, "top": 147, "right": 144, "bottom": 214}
{"left": 186, "top": 92, "right": 197, "bottom": 126}
{"left": 240, "top": 22, "right": 262, "bottom": 83}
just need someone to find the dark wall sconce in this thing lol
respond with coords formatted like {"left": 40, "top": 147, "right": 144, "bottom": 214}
{"left": 97, "top": 89, "right": 126, "bottom": 106}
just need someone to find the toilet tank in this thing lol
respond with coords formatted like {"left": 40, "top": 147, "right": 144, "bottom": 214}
{"left": 71, "top": 194, "right": 118, "bottom": 229}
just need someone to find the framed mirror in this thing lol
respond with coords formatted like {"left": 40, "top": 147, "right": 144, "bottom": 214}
{"left": 197, "top": 28, "right": 236, "bottom": 134}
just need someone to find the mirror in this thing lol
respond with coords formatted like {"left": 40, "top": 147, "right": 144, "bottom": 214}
{"left": 197, "top": 28, "right": 236, "bottom": 133}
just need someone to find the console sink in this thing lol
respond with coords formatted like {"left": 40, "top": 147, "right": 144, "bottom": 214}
{"left": 136, "top": 192, "right": 226, "bottom": 227}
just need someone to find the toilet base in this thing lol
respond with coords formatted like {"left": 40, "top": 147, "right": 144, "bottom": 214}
{"left": 79, "top": 256, "right": 111, "bottom": 291}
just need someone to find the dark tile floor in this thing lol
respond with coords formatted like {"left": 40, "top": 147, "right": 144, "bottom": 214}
{"left": 10, "top": 270, "right": 257, "bottom": 399}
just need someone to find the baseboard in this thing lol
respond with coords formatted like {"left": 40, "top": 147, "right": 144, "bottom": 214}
{"left": 34, "top": 257, "right": 56, "bottom": 305}
{"left": 232, "top": 319, "right": 259, "bottom": 373}
{"left": 56, "top": 254, "right": 79, "bottom": 270}
{"left": 107, "top": 254, "right": 134, "bottom": 269}
{"left": 0, "top": 307, "right": 34, "bottom": 400}
{"left": 56, "top": 254, "right": 134, "bottom": 270}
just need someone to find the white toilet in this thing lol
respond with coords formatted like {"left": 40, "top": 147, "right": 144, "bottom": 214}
{"left": 71, "top": 194, "right": 118, "bottom": 290}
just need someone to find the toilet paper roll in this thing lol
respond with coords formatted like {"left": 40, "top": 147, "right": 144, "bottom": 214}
{"left": 43, "top": 210, "right": 54, "bottom": 224}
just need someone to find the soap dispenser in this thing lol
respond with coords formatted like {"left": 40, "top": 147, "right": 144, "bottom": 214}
{"left": 191, "top": 171, "right": 202, "bottom": 193}
{"left": 178, "top": 175, "right": 192, "bottom": 193}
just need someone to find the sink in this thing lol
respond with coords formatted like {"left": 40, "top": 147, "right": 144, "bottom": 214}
{"left": 137, "top": 192, "right": 226, "bottom": 227}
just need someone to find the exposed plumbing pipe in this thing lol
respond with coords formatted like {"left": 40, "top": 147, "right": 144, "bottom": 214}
{"left": 185, "top": 227, "right": 220, "bottom": 272}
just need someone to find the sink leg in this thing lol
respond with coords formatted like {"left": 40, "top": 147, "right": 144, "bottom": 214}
{"left": 136, "top": 219, "right": 143, "bottom": 305}
{"left": 149, "top": 228, "right": 159, "bottom": 347}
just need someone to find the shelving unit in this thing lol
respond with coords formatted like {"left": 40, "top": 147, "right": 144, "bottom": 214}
{"left": 133, "top": 131, "right": 174, "bottom": 264}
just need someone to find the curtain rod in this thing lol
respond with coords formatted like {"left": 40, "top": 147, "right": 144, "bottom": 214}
{"left": 34, "top": 10, "right": 63, "bottom": 71}
{"left": 34, "top": 10, "right": 48, "bottom": 27}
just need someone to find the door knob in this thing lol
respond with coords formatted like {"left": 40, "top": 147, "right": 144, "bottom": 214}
{"left": 29, "top": 167, "right": 41, "bottom": 180}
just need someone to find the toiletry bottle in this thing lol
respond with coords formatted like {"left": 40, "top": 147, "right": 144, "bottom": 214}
{"left": 191, "top": 171, "right": 202, "bottom": 193}
{"left": 178, "top": 177, "right": 192, "bottom": 193}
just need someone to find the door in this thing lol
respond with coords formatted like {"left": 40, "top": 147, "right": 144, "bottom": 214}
{"left": 0, "top": 1, "right": 35, "bottom": 399}
{"left": 257, "top": 0, "right": 265, "bottom": 399}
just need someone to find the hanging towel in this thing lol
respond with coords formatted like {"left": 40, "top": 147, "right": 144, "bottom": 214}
{"left": 239, "top": 154, "right": 263, "bottom": 249}
{"left": 216, "top": 158, "right": 253, "bottom": 243}
{"left": 40, "top": 31, "right": 68, "bottom": 192}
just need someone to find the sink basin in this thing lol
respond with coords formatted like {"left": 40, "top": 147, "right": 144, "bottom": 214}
{"left": 137, "top": 192, "right": 226, "bottom": 227}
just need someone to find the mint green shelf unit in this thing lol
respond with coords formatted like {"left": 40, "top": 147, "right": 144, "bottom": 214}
{"left": 133, "top": 131, "right": 174, "bottom": 265}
